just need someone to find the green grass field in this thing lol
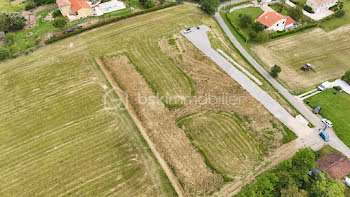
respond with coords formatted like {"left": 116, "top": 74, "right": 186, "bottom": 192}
{"left": 319, "top": 0, "right": 350, "bottom": 31}
{"left": 252, "top": 26, "right": 350, "bottom": 92}
{"left": 227, "top": 7, "right": 264, "bottom": 35}
{"left": 177, "top": 111, "right": 263, "bottom": 179}
{"left": 0, "top": 5, "right": 220, "bottom": 196}
{"left": 0, "top": 0, "right": 23, "bottom": 12}
{"left": 307, "top": 89, "right": 350, "bottom": 147}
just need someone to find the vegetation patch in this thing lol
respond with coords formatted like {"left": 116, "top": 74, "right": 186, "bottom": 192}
{"left": 306, "top": 89, "right": 350, "bottom": 147}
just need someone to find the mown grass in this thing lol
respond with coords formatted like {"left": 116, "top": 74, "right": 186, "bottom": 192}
{"left": 0, "top": 0, "right": 23, "bottom": 12}
{"left": 177, "top": 111, "right": 263, "bottom": 179}
{"left": 306, "top": 89, "right": 350, "bottom": 147}
{"left": 226, "top": 7, "right": 264, "bottom": 35}
{"left": 0, "top": 5, "right": 215, "bottom": 196}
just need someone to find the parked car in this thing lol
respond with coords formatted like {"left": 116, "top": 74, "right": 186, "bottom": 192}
{"left": 313, "top": 105, "right": 322, "bottom": 114}
{"left": 183, "top": 28, "right": 191, "bottom": 34}
{"left": 320, "top": 131, "right": 329, "bottom": 142}
{"left": 317, "top": 84, "right": 327, "bottom": 91}
{"left": 322, "top": 118, "right": 333, "bottom": 128}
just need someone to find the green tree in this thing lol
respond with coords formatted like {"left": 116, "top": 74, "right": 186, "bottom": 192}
{"left": 25, "top": 0, "right": 37, "bottom": 11}
{"left": 52, "top": 17, "right": 67, "bottom": 28}
{"left": 335, "top": 10, "right": 345, "bottom": 17}
{"left": 144, "top": 0, "right": 155, "bottom": 8}
{"left": 288, "top": 6, "right": 303, "bottom": 20}
{"left": 342, "top": 70, "right": 350, "bottom": 84}
{"left": 239, "top": 14, "right": 253, "bottom": 27}
{"left": 271, "top": 64, "right": 281, "bottom": 78}
{"left": 0, "top": 12, "right": 26, "bottom": 32}
{"left": 252, "top": 22, "right": 265, "bottom": 32}
{"left": 281, "top": 186, "right": 307, "bottom": 197}
{"left": 0, "top": 47, "right": 9, "bottom": 60}
{"left": 0, "top": 13, "right": 10, "bottom": 32}
{"left": 199, "top": 0, "right": 220, "bottom": 15}
{"left": 311, "top": 173, "right": 345, "bottom": 197}
{"left": 237, "top": 173, "right": 279, "bottom": 197}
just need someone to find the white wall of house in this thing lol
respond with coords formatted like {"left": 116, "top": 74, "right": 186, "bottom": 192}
{"left": 267, "top": 18, "right": 286, "bottom": 31}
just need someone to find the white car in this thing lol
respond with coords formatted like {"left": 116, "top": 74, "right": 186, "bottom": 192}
{"left": 317, "top": 84, "right": 327, "bottom": 91}
{"left": 183, "top": 28, "right": 191, "bottom": 34}
{"left": 322, "top": 118, "right": 333, "bottom": 128}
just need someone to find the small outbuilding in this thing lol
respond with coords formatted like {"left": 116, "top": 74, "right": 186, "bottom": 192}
{"left": 317, "top": 151, "right": 350, "bottom": 180}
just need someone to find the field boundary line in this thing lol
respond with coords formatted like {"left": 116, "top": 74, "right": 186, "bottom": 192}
{"left": 95, "top": 57, "right": 184, "bottom": 197}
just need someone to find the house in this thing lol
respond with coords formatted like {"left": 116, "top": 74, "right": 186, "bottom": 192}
{"left": 95, "top": 0, "right": 126, "bottom": 16}
{"left": 56, "top": 0, "right": 93, "bottom": 20}
{"left": 317, "top": 151, "right": 350, "bottom": 180}
{"left": 306, "top": 0, "right": 338, "bottom": 13}
{"left": 255, "top": 11, "right": 296, "bottom": 31}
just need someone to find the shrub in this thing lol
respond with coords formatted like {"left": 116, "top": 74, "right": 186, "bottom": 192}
{"left": 0, "top": 47, "right": 9, "bottom": 60}
{"left": 333, "top": 86, "right": 342, "bottom": 91}
{"left": 25, "top": 0, "right": 37, "bottom": 11}
{"left": 303, "top": 5, "right": 314, "bottom": 13}
{"left": 288, "top": 6, "right": 303, "bottom": 20}
{"left": 0, "top": 12, "right": 26, "bottom": 32}
{"left": 199, "top": 0, "right": 220, "bottom": 15}
{"left": 249, "top": 31, "right": 257, "bottom": 39}
{"left": 252, "top": 22, "right": 265, "bottom": 32}
{"left": 271, "top": 64, "right": 281, "bottom": 78}
{"left": 52, "top": 10, "right": 62, "bottom": 18}
{"left": 342, "top": 70, "right": 350, "bottom": 84}
{"left": 239, "top": 14, "right": 252, "bottom": 27}
{"left": 144, "top": 0, "right": 155, "bottom": 8}
{"left": 335, "top": 9, "right": 345, "bottom": 17}
{"left": 52, "top": 17, "right": 67, "bottom": 28}
{"left": 45, "top": 3, "right": 176, "bottom": 44}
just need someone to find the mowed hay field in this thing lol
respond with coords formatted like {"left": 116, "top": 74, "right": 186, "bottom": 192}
{"left": 252, "top": 26, "right": 350, "bottom": 92}
{"left": 177, "top": 111, "right": 262, "bottom": 179}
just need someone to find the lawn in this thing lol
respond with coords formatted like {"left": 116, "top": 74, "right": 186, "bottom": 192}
{"left": 269, "top": 3, "right": 289, "bottom": 15}
{"left": 0, "top": 0, "right": 23, "bottom": 12}
{"left": 227, "top": 7, "right": 264, "bottom": 35}
{"left": 306, "top": 89, "right": 350, "bottom": 147}
{"left": 252, "top": 26, "right": 350, "bottom": 93}
{"left": 319, "top": 0, "right": 350, "bottom": 31}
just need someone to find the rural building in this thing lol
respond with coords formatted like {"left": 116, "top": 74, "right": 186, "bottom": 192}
{"left": 306, "top": 0, "right": 338, "bottom": 13}
{"left": 95, "top": 0, "right": 126, "bottom": 16}
{"left": 0, "top": 31, "right": 5, "bottom": 41}
{"left": 56, "top": 0, "right": 93, "bottom": 20}
{"left": 255, "top": 11, "right": 297, "bottom": 31}
{"left": 317, "top": 151, "right": 350, "bottom": 180}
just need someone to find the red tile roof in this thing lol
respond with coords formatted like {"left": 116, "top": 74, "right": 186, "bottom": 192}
{"left": 255, "top": 11, "right": 295, "bottom": 28}
{"left": 56, "top": 0, "right": 71, "bottom": 7}
{"left": 317, "top": 151, "right": 350, "bottom": 180}
{"left": 70, "top": 0, "right": 92, "bottom": 13}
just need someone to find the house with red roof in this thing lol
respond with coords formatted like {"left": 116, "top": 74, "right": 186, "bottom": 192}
{"left": 255, "top": 11, "right": 297, "bottom": 31}
{"left": 56, "top": 0, "right": 93, "bottom": 20}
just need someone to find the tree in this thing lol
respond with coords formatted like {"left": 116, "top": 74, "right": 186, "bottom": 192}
{"left": 342, "top": 70, "right": 350, "bottom": 84}
{"left": 52, "top": 10, "right": 62, "bottom": 18}
{"left": 0, "top": 13, "right": 10, "bottom": 32}
{"left": 281, "top": 186, "right": 307, "bottom": 197}
{"left": 52, "top": 17, "right": 67, "bottom": 28}
{"left": 239, "top": 14, "right": 253, "bottom": 28}
{"left": 271, "top": 64, "right": 281, "bottom": 78}
{"left": 199, "top": 0, "right": 220, "bottom": 15}
{"left": 25, "top": 0, "right": 37, "bottom": 11}
{"left": 311, "top": 173, "right": 345, "bottom": 197}
{"left": 0, "top": 47, "right": 8, "bottom": 60}
{"left": 237, "top": 173, "right": 278, "bottom": 197}
{"left": 288, "top": 6, "right": 303, "bottom": 20}
{"left": 252, "top": 22, "right": 265, "bottom": 32}
{"left": 0, "top": 12, "right": 26, "bottom": 32}
{"left": 144, "top": 0, "right": 155, "bottom": 8}
{"left": 335, "top": 10, "right": 345, "bottom": 17}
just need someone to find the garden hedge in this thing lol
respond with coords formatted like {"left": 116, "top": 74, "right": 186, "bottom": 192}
{"left": 270, "top": 23, "right": 317, "bottom": 39}
{"left": 45, "top": 2, "right": 176, "bottom": 44}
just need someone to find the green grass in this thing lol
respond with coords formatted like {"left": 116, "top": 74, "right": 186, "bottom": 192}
{"left": 0, "top": 5, "right": 220, "bottom": 196}
{"left": 319, "top": 0, "right": 350, "bottom": 31}
{"left": 227, "top": 7, "right": 264, "bottom": 35}
{"left": 0, "top": 0, "right": 24, "bottom": 12}
{"left": 282, "top": 125, "right": 297, "bottom": 144}
{"left": 306, "top": 89, "right": 350, "bottom": 147}
{"left": 315, "top": 145, "right": 338, "bottom": 159}
{"left": 177, "top": 111, "right": 263, "bottom": 179}
{"left": 269, "top": 3, "right": 289, "bottom": 15}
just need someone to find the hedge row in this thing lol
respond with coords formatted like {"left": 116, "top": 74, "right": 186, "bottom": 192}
{"left": 270, "top": 23, "right": 317, "bottom": 39}
{"left": 225, "top": 13, "right": 250, "bottom": 41}
{"left": 45, "top": 2, "right": 176, "bottom": 44}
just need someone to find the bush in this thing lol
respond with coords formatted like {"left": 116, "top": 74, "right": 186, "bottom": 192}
{"left": 0, "top": 47, "right": 9, "bottom": 60}
{"left": 342, "top": 70, "right": 350, "bottom": 84}
{"left": 335, "top": 9, "right": 345, "bottom": 17}
{"left": 52, "top": 10, "right": 62, "bottom": 18}
{"left": 271, "top": 64, "right": 281, "bottom": 78}
{"left": 288, "top": 6, "right": 303, "bottom": 20}
{"left": 252, "top": 22, "right": 265, "bottom": 32}
{"left": 144, "top": 0, "right": 155, "bottom": 8}
{"left": 199, "top": 0, "right": 220, "bottom": 15}
{"left": 52, "top": 17, "right": 67, "bottom": 28}
{"left": 0, "top": 12, "right": 26, "bottom": 32}
{"left": 249, "top": 31, "right": 257, "bottom": 39}
{"left": 25, "top": 0, "right": 37, "bottom": 11}
{"left": 45, "top": 3, "right": 176, "bottom": 44}
{"left": 333, "top": 86, "right": 342, "bottom": 91}
{"left": 303, "top": 5, "right": 314, "bottom": 13}
{"left": 239, "top": 14, "right": 252, "bottom": 28}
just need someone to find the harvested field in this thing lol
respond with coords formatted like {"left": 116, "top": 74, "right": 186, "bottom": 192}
{"left": 252, "top": 26, "right": 350, "bottom": 93}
